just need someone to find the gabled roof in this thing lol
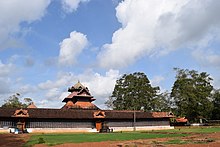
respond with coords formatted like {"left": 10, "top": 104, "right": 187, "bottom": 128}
{"left": 12, "top": 109, "right": 29, "bottom": 117}
{"left": 93, "top": 111, "right": 106, "bottom": 118}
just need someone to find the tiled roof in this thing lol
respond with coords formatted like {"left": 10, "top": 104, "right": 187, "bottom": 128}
{"left": 62, "top": 101, "right": 99, "bottom": 110}
{"left": 0, "top": 108, "right": 173, "bottom": 119}
{"left": 152, "top": 112, "right": 174, "bottom": 118}
{"left": 62, "top": 101, "right": 75, "bottom": 109}
{"left": 27, "top": 103, "right": 37, "bottom": 108}
{"left": 176, "top": 117, "right": 188, "bottom": 123}
{"left": 12, "top": 109, "right": 29, "bottom": 117}
{"left": 74, "top": 101, "right": 98, "bottom": 109}
{"left": 66, "top": 92, "right": 78, "bottom": 98}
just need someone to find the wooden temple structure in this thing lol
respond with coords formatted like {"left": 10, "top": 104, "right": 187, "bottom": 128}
{"left": 0, "top": 82, "right": 174, "bottom": 133}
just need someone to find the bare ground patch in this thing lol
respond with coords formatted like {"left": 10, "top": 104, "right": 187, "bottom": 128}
{"left": 0, "top": 133, "right": 30, "bottom": 147}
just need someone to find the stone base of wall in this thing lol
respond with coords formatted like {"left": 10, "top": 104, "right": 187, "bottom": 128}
{"left": 28, "top": 126, "right": 173, "bottom": 133}
{"left": 1, "top": 126, "right": 174, "bottom": 133}
{"left": 28, "top": 128, "right": 98, "bottom": 133}
{"left": 0, "top": 128, "right": 9, "bottom": 133}
{"left": 111, "top": 126, "right": 174, "bottom": 132}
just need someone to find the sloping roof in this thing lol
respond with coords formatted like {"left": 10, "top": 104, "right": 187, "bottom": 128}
{"left": 152, "top": 112, "right": 174, "bottom": 118}
{"left": 73, "top": 81, "right": 86, "bottom": 89}
{"left": 68, "top": 81, "right": 90, "bottom": 94}
{"left": 27, "top": 102, "right": 37, "bottom": 108}
{"left": 62, "top": 101, "right": 99, "bottom": 110}
{"left": 0, "top": 108, "right": 173, "bottom": 119}
{"left": 74, "top": 101, "right": 99, "bottom": 109}
{"left": 62, "top": 101, "right": 75, "bottom": 109}
{"left": 0, "top": 108, "right": 94, "bottom": 119}
{"left": 63, "top": 87, "right": 93, "bottom": 103}
{"left": 176, "top": 117, "right": 188, "bottom": 123}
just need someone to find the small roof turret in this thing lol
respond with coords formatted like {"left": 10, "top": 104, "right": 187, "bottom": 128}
{"left": 62, "top": 81, "right": 98, "bottom": 110}
{"left": 68, "top": 81, "right": 89, "bottom": 92}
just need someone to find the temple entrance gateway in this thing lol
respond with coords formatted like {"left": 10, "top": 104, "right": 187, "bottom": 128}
{"left": 16, "top": 121, "right": 25, "bottom": 132}
{"left": 12, "top": 109, "right": 29, "bottom": 133}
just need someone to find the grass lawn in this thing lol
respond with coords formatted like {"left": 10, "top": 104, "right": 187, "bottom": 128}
{"left": 25, "top": 132, "right": 186, "bottom": 146}
{"left": 25, "top": 127, "right": 220, "bottom": 146}
{"left": 150, "top": 126, "right": 220, "bottom": 133}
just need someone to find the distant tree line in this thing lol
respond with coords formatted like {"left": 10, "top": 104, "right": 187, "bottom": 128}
{"left": 105, "top": 68, "right": 220, "bottom": 122}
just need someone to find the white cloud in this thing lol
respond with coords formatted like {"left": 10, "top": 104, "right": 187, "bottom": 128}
{"left": 0, "top": 0, "right": 51, "bottom": 50}
{"left": 58, "top": 31, "right": 88, "bottom": 66}
{"left": 0, "top": 78, "right": 11, "bottom": 94}
{"left": 37, "top": 69, "right": 120, "bottom": 108}
{"left": 192, "top": 49, "right": 220, "bottom": 68}
{"left": 98, "top": 0, "right": 220, "bottom": 69}
{"left": 0, "top": 70, "right": 120, "bottom": 108}
{"left": 83, "top": 69, "right": 120, "bottom": 105}
{"left": 61, "top": 0, "right": 90, "bottom": 13}
{"left": 16, "top": 84, "right": 38, "bottom": 96}
{"left": 0, "top": 60, "right": 14, "bottom": 77}
{"left": 214, "top": 79, "right": 220, "bottom": 89}
{"left": 190, "top": 48, "right": 220, "bottom": 89}
{"left": 45, "top": 88, "right": 60, "bottom": 99}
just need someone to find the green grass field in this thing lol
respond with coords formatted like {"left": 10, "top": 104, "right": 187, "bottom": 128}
{"left": 151, "top": 126, "right": 220, "bottom": 133}
{"left": 24, "top": 127, "right": 220, "bottom": 146}
{"left": 25, "top": 132, "right": 186, "bottom": 146}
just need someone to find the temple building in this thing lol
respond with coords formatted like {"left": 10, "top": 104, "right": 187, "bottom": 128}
{"left": 62, "top": 82, "right": 99, "bottom": 110}
{"left": 0, "top": 82, "right": 174, "bottom": 133}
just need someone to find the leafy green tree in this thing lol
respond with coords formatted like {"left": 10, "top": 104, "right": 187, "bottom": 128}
{"left": 171, "top": 68, "right": 213, "bottom": 122}
{"left": 211, "top": 89, "right": 220, "bottom": 120}
{"left": 105, "top": 96, "right": 115, "bottom": 109}
{"left": 151, "top": 92, "right": 172, "bottom": 112}
{"left": 1, "top": 93, "right": 32, "bottom": 108}
{"left": 106, "top": 72, "right": 159, "bottom": 111}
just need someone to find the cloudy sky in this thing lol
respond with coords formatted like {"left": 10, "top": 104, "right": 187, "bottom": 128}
{"left": 0, "top": 0, "right": 220, "bottom": 109}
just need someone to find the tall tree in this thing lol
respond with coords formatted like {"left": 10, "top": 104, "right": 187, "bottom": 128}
{"left": 211, "top": 89, "right": 220, "bottom": 120}
{"left": 151, "top": 92, "right": 172, "bottom": 112}
{"left": 171, "top": 68, "right": 213, "bottom": 122}
{"left": 105, "top": 72, "right": 159, "bottom": 111}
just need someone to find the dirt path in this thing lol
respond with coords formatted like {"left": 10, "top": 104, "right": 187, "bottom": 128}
{"left": 0, "top": 133, "right": 30, "bottom": 147}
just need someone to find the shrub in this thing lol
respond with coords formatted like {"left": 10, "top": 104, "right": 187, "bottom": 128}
{"left": 38, "top": 137, "right": 45, "bottom": 144}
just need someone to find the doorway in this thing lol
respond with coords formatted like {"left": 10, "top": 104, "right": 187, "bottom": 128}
{"left": 95, "top": 121, "right": 102, "bottom": 131}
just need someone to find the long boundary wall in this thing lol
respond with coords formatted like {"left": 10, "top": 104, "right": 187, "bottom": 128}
{"left": 1, "top": 125, "right": 174, "bottom": 133}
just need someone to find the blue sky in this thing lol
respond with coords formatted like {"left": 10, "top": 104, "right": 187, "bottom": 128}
{"left": 0, "top": 0, "right": 220, "bottom": 109}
